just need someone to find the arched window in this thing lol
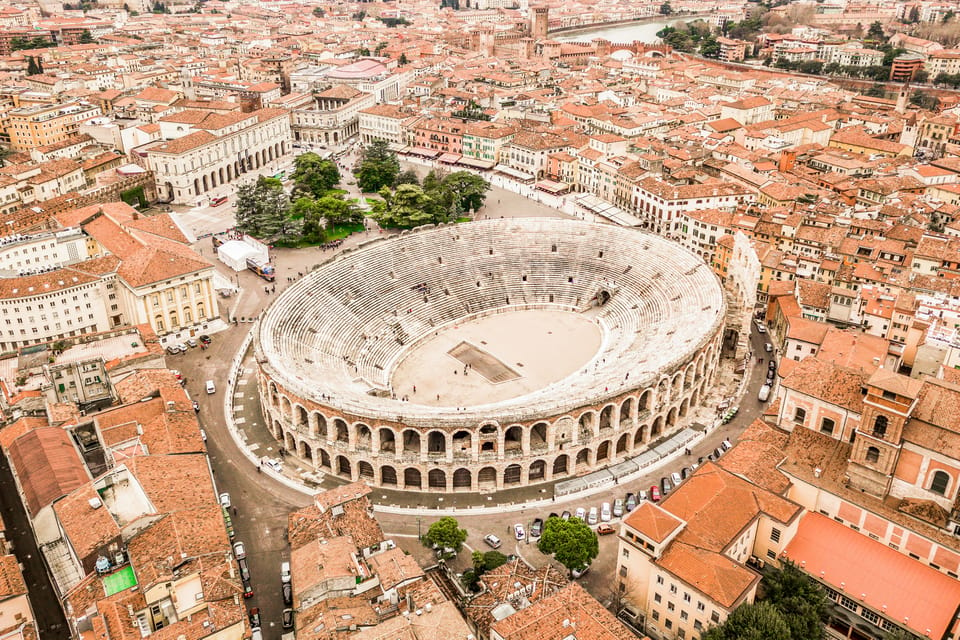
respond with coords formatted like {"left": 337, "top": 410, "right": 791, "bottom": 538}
{"left": 865, "top": 446, "right": 880, "bottom": 464}
{"left": 873, "top": 415, "right": 888, "bottom": 438}
{"left": 793, "top": 407, "right": 806, "bottom": 424}
{"left": 820, "top": 418, "right": 835, "bottom": 436}
{"left": 931, "top": 470, "right": 950, "bottom": 496}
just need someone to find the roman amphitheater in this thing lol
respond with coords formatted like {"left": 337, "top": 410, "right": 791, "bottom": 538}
{"left": 253, "top": 218, "right": 726, "bottom": 493}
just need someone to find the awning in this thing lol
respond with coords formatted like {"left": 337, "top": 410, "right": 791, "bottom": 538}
{"left": 387, "top": 142, "right": 407, "bottom": 152}
{"left": 493, "top": 164, "right": 535, "bottom": 182}
{"left": 535, "top": 179, "right": 569, "bottom": 194}
{"left": 457, "top": 157, "right": 496, "bottom": 170}
{"left": 407, "top": 147, "right": 440, "bottom": 158}
{"left": 438, "top": 152, "right": 462, "bottom": 163}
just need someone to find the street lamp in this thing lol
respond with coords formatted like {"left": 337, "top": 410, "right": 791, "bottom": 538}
{"left": 417, "top": 517, "right": 422, "bottom": 541}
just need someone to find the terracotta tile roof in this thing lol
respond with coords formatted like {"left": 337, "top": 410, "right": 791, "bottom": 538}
{"left": 661, "top": 463, "right": 800, "bottom": 553}
{"left": 657, "top": 541, "right": 759, "bottom": 609}
{"left": 785, "top": 513, "right": 960, "bottom": 640}
{"left": 0, "top": 555, "right": 27, "bottom": 600}
{"left": 7, "top": 427, "right": 89, "bottom": 517}
{"left": 365, "top": 547, "right": 422, "bottom": 591}
{"left": 717, "top": 418, "right": 790, "bottom": 494}
{"left": 489, "top": 582, "right": 635, "bottom": 640}
{"left": 147, "top": 130, "right": 218, "bottom": 155}
{"left": 125, "top": 454, "right": 215, "bottom": 514}
{"left": 781, "top": 357, "right": 868, "bottom": 412}
{"left": 291, "top": 536, "right": 357, "bottom": 607}
{"left": 289, "top": 485, "right": 383, "bottom": 552}
{"left": 622, "top": 501, "right": 683, "bottom": 543}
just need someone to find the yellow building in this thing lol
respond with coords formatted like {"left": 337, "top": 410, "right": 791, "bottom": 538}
{"left": 6, "top": 101, "right": 101, "bottom": 151}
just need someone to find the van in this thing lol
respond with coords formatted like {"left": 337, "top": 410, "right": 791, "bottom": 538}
{"left": 671, "top": 471, "right": 683, "bottom": 486}
{"left": 205, "top": 380, "right": 216, "bottom": 394}
{"left": 758, "top": 384, "right": 771, "bottom": 402}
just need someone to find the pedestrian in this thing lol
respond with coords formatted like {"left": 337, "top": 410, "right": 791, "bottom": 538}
{"left": 437, "top": 394, "right": 440, "bottom": 401}
{"left": 413, "top": 385, "right": 417, "bottom": 393}
{"left": 232, "top": 506, "right": 237, "bottom": 516}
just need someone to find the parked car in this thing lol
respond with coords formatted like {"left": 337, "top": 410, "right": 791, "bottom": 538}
{"left": 650, "top": 486, "right": 661, "bottom": 502}
{"left": 714, "top": 447, "right": 724, "bottom": 459}
{"left": 600, "top": 502, "right": 611, "bottom": 522}
{"left": 722, "top": 439, "right": 733, "bottom": 451}
{"left": 186, "top": 338, "right": 198, "bottom": 348}
{"left": 219, "top": 492, "right": 231, "bottom": 508}
{"left": 756, "top": 322, "right": 767, "bottom": 334}
{"left": 765, "top": 342, "right": 773, "bottom": 353}
{"left": 561, "top": 510, "right": 571, "bottom": 520}
{"left": 281, "top": 561, "right": 291, "bottom": 584}
{"left": 206, "top": 380, "right": 216, "bottom": 394}
{"left": 638, "top": 489, "right": 648, "bottom": 502}
{"left": 625, "top": 493, "right": 637, "bottom": 512}
{"left": 548, "top": 512, "right": 558, "bottom": 521}
{"left": 587, "top": 507, "right": 598, "bottom": 525}
{"left": 574, "top": 507, "right": 586, "bottom": 521}
{"left": 165, "top": 345, "right": 182, "bottom": 355}
{"left": 681, "top": 467, "right": 692, "bottom": 479}
{"left": 660, "top": 476, "right": 672, "bottom": 495}
{"left": 262, "top": 457, "right": 283, "bottom": 473}
{"left": 571, "top": 564, "right": 590, "bottom": 579}
{"left": 758, "top": 384, "right": 771, "bottom": 402}
{"left": 248, "top": 607, "right": 261, "bottom": 629}
{"left": 484, "top": 534, "right": 502, "bottom": 549}
{"left": 513, "top": 523, "right": 525, "bottom": 540}
{"left": 238, "top": 558, "right": 250, "bottom": 582}
{"left": 233, "top": 541, "right": 246, "bottom": 560}
{"left": 282, "top": 582, "right": 292, "bottom": 606}
{"left": 613, "top": 498, "right": 624, "bottom": 517}
{"left": 175, "top": 343, "right": 188, "bottom": 352}
{"left": 199, "top": 334, "right": 212, "bottom": 345}
{"left": 671, "top": 471, "right": 683, "bottom": 486}
{"left": 597, "top": 524, "right": 616, "bottom": 535}
{"left": 199, "top": 428, "right": 206, "bottom": 442}
{"left": 530, "top": 518, "right": 543, "bottom": 538}
{"left": 768, "top": 359, "right": 776, "bottom": 371}
{"left": 282, "top": 608, "right": 294, "bottom": 630}
{"left": 242, "top": 578, "right": 254, "bottom": 599}
{"left": 251, "top": 629, "right": 262, "bottom": 640}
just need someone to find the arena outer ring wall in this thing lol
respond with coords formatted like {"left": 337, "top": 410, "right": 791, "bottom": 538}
{"left": 254, "top": 218, "right": 726, "bottom": 493}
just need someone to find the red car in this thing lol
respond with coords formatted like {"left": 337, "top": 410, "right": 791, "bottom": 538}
{"left": 597, "top": 524, "right": 616, "bottom": 535}
{"left": 650, "top": 486, "right": 661, "bottom": 502}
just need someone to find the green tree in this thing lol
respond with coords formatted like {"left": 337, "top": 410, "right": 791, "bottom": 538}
{"left": 79, "top": 29, "right": 95, "bottom": 44}
{"left": 399, "top": 52, "right": 409, "bottom": 65}
{"left": 762, "top": 560, "right": 828, "bottom": 640}
{"left": 290, "top": 197, "right": 326, "bottom": 243}
{"left": 316, "top": 194, "right": 361, "bottom": 226}
{"left": 882, "top": 47, "right": 907, "bottom": 66}
{"left": 867, "top": 20, "right": 886, "bottom": 41}
{"left": 26, "top": 56, "right": 40, "bottom": 76}
{"left": 372, "top": 184, "right": 436, "bottom": 228}
{"left": 660, "top": 1, "right": 673, "bottom": 14}
{"left": 537, "top": 516, "right": 599, "bottom": 575}
{"left": 291, "top": 152, "right": 340, "bottom": 198}
{"left": 482, "top": 550, "right": 508, "bottom": 571}
{"left": 423, "top": 516, "right": 467, "bottom": 553}
{"left": 355, "top": 139, "right": 400, "bottom": 192}
{"left": 701, "top": 602, "right": 791, "bottom": 640}
{"left": 394, "top": 168, "right": 420, "bottom": 186}
{"left": 441, "top": 170, "right": 490, "bottom": 213}
{"left": 913, "top": 69, "right": 930, "bottom": 83}
{"left": 945, "top": 10, "right": 956, "bottom": 23}
{"left": 798, "top": 60, "right": 824, "bottom": 74}
{"left": 234, "top": 176, "right": 290, "bottom": 239}
{"left": 908, "top": 5, "right": 920, "bottom": 23}
{"left": 699, "top": 34, "right": 721, "bottom": 58}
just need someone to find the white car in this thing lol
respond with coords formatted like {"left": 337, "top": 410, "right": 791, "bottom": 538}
{"left": 484, "top": 534, "right": 502, "bottom": 549}
{"left": 513, "top": 523, "right": 525, "bottom": 540}
{"left": 613, "top": 498, "right": 624, "bottom": 518}
{"left": 205, "top": 379, "right": 216, "bottom": 394}
{"left": 587, "top": 507, "right": 599, "bottom": 525}
{"left": 281, "top": 561, "right": 291, "bottom": 584}
{"left": 574, "top": 507, "right": 586, "bottom": 521}
{"left": 262, "top": 457, "right": 282, "bottom": 473}
{"left": 233, "top": 541, "right": 246, "bottom": 560}
{"left": 756, "top": 323, "right": 767, "bottom": 334}
{"left": 600, "top": 502, "right": 612, "bottom": 522}
{"left": 219, "top": 492, "right": 231, "bottom": 508}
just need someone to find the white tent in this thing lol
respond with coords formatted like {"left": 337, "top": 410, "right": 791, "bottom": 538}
{"left": 217, "top": 240, "right": 260, "bottom": 272}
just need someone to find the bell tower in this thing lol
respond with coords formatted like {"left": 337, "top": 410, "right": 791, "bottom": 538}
{"left": 846, "top": 370, "right": 920, "bottom": 498}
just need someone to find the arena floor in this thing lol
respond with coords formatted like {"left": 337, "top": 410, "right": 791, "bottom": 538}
{"left": 391, "top": 309, "right": 602, "bottom": 407}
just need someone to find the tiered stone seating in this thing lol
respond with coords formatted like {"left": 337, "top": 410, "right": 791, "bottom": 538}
{"left": 257, "top": 218, "right": 724, "bottom": 422}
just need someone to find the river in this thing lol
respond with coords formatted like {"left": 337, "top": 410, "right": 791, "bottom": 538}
{"left": 553, "top": 16, "right": 695, "bottom": 43}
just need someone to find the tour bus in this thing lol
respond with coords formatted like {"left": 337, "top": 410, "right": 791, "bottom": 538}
{"left": 246, "top": 257, "right": 276, "bottom": 282}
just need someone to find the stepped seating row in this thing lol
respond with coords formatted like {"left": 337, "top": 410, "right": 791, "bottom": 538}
{"left": 259, "top": 219, "right": 724, "bottom": 419}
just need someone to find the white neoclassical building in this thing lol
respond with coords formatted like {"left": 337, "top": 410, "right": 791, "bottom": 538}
{"left": 134, "top": 107, "right": 292, "bottom": 204}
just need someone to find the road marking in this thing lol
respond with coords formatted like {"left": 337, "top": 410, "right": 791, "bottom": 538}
{"left": 249, "top": 443, "right": 260, "bottom": 451}
{"left": 235, "top": 417, "right": 246, "bottom": 424}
